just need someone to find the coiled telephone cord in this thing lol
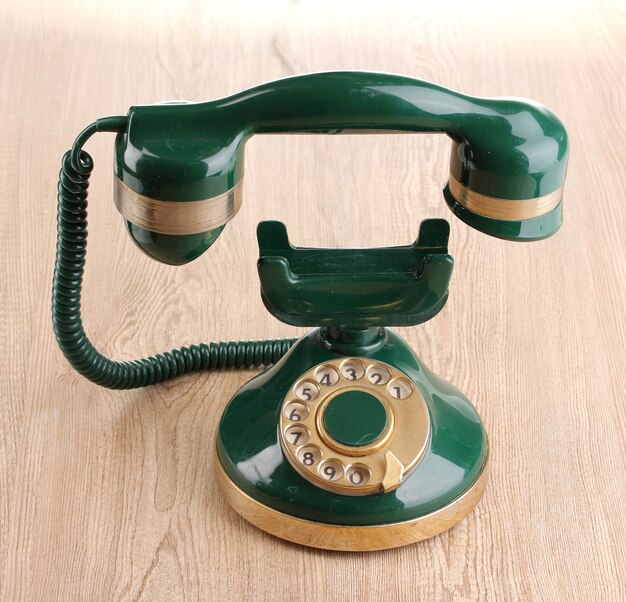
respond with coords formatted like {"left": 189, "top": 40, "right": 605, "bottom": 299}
{"left": 52, "top": 116, "right": 296, "bottom": 389}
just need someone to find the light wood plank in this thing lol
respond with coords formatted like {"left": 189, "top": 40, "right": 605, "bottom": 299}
{"left": 0, "top": 1, "right": 624, "bottom": 600}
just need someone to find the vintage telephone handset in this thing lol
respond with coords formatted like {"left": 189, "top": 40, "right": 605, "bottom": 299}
{"left": 53, "top": 72, "right": 568, "bottom": 551}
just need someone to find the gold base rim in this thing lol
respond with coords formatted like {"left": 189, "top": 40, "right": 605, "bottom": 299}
{"left": 215, "top": 452, "right": 489, "bottom": 552}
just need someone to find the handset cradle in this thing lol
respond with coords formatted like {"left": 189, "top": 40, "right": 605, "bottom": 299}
{"left": 257, "top": 219, "right": 453, "bottom": 327}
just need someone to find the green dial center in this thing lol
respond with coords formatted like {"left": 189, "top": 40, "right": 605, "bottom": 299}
{"left": 323, "top": 390, "right": 387, "bottom": 447}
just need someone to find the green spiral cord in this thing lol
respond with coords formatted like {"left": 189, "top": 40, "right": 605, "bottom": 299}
{"left": 52, "top": 116, "right": 297, "bottom": 389}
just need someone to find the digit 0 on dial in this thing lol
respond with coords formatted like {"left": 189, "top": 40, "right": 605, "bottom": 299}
{"left": 279, "top": 357, "right": 431, "bottom": 495}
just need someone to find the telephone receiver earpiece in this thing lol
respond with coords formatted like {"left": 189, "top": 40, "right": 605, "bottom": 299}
{"left": 112, "top": 71, "right": 568, "bottom": 265}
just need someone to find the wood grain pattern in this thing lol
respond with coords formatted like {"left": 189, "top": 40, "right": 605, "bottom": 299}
{"left": 0, "top": 0, "right": 624, "bottom": 599}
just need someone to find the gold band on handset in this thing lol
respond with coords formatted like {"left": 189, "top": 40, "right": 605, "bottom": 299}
{"left": 447, "top": 173, "right": 563, "bottom": 221}
{"left": 113, "top": 176, "right": 243, "bottom": 236}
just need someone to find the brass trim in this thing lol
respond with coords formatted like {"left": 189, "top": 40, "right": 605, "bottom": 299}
{"left": 279, "top": 358, "right": 430, "bottom": 496}
{"left": 381, "top": 451, "right": 404, "bottom": 494}
{"left": 447, "top": 173, "right": 562, "bottom": 221}
{"left": 215, "top": 453, "right": 489, "bottom": 552}
{"left": 113, "top": 176, "right": 243, "bottom": 235}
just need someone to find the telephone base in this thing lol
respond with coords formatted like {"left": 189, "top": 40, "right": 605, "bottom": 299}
{"left": 216, "top": 328, "right": 489, "bottom": 551}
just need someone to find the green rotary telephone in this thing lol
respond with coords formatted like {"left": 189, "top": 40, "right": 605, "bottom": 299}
{"left": 52, "top": 72, "right": 568, "bottom": 551}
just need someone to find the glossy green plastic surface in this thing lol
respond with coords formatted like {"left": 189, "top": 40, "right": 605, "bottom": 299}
{"left": 126, "top": 222, "right": 224, "bottom": 265}
{"left": 114, "top": 71, "right": 568, "bottom": 243}
{"left": 257, "top": 219, "right": 453, "bottom": 327}
{"left": 323, "top": 390, "right": 388, "bottom": 447}
{"left": 217, "top": 328, "right": 487, "bottom": 526}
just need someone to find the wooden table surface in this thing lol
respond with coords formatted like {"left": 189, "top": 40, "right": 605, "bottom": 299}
{"left": 1, "top": 1, "right": 624, "bottom": 600}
